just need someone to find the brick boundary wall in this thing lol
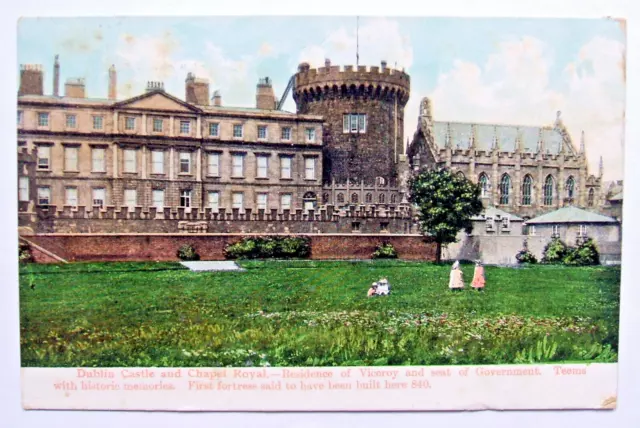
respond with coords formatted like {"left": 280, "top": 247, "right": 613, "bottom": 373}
{"left": 23, "top": 234, "right": 437, "bottom": 263}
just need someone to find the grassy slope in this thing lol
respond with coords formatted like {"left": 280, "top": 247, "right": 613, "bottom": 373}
{"left": 19, "top": 261, "right": 620, "bottom": 367}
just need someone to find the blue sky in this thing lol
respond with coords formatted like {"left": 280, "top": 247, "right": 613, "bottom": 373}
{"left": 17, "top": 16, "right": 626, "bottom": 180}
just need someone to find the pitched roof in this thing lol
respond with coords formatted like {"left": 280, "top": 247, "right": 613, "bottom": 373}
{"left": 525, "top": 206, "right": 618, "bottom": 224}
{"left": 432, "top": 121, "right": 566, "bottom": 154}
{"left": 471, "top": 207, "right": 523, "bottom": 221}
{"left": 608, "top": 189, "right": 623, "bottom": 201}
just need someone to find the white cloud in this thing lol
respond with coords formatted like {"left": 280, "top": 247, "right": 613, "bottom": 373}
{"left": 297, "top": 18, "right": 413, "bottom": 70}
{"left": 113, "top": 32, "right": 257, "bottom": 106}
{"left": 418, "top": 35, "right": 625, "bottom": 181}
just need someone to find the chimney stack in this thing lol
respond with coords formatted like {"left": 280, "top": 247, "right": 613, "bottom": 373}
{"left": 212, "top": 90, "right": 222, "bottom": 107}
{"left": 381, "top": 60, "right": 387, "bottom": 70}
{"left": 108, "top": 64, "right": 117, "bottom": 100}
{"left": 18, "top": 64, "right": 44, "bottom": 96}
{"left": 185, "top": 73, "right": 210, "bottom": 106}
{"left": 325, "top": 58, "right": 331, "bottom": 68}
{"left": 145, "top": 81, "right": 165, "bottom": 93}
{"left": 256, "top": 77, "right": 276, "bottom": 110}
{"left": 65, "top": 78, "right": 86, "bottom": 98}
{"left": 53, "top": 55, "right": 60, "bottom": 97}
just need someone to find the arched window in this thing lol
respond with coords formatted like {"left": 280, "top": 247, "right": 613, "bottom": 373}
{"left": 522, "top": 175, "right": 533, "bottom": 206}
{"left": 337, "top": 193, "right": 344, "bottom": 204}
{"left": 588, "top": 188, "right": 595, "bottom": 207}
{"left": 499, "top": 174, "right": 511, "bottom": 205}
{"left": 365, "top": 193, "right": 372, "bottom": 203}
{"left": 456, "top": 171, "right": 465, "bottom": 180}
{"left": 543, "top": 175, "right": 555, "bottom": 206}
{"left": 378, "top": 193, "right": 385, "bottom": 204}
{"left": 351, "top": 193, "right": 359, "bottom": 204}
{"left": 322, "top": 193, "right": 329, "bottom": 204}
{"left": 565, "top": 176, "right": 575, "bottom": 201}
{"left": 303, "top": 192, "right": 317, "bottom": 212}
{"left": 391, "top": 194, "right": 397, "bottom": 204}
{"left": 478, "top": 173, "right": 489, "bottom": 198}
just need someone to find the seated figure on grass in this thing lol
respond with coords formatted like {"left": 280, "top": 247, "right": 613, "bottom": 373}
{"left": 367, "top": 283, "right": 378, "bottom": 297}
{"left": 376, "top": 278, "right": 390, "bottom": 296}
{"left": 449, "top": 260, "right": 464, "bottom": 292}
{"left": 367, "top": 278, "right": 391, "bottom": 297}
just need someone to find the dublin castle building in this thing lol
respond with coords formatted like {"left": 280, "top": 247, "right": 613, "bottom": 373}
{"left": 407, "top": 98, "right": 613, "bottom": 220}
{"left": 17, "top": 55, "right": 619, "bottom": 236}
{"left": 17, "top": 56, "right": 415, "bottom": 235}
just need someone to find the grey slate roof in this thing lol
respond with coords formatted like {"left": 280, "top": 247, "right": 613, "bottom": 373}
{"left": 525, "top": 206, "right": 618, "bottom": 224}
{"left": 432, "top": 121, "right": 565, "bottom": 154}
{"left": 608, "top": 190, "right": 623, "bottom": 201}
{"left": 471, "top": 207, "right": 523, "bottom": 221}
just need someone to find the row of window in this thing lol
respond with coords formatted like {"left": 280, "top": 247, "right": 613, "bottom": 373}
{"left": 21, "top": 111, "right": 317, "bottom": 142}
{"left": 29, "top": 185, "right": 302, "bottom": 212}
{"left": 477, "top": 173, "right": 595, "bottom": 206}
{"left": 36, "top": 146, "right": 318, "bottom": 180}
{"left": 329, "top": 192, "right": 398, "bottom": 205}
{"left": 527, "top": 225, "right": 588, "bottom": 237}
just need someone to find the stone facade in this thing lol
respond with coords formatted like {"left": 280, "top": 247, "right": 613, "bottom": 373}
{"left": 17, "top": 59, "right": 327, "bottom": 223}
{"left": 293, "top": 60, "right": 410, "bottom": 185}
{"left": 407, "top": 98, "right": 612, "bottom": 220}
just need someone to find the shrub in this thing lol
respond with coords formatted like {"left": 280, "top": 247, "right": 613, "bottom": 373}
{"left": 278, "top": 236, "right": 311, "bottom": 259}
{"left": 516, "top": 249, "right": 538, "bottom": 264}
{"left": 372, "top": 242, "right": 398, "bottom": 259}
{"left": 177, "top": 244, "right": 200, "bottom": 261}
{"left": 564, "top": 238, "right": 600, "bottom": 266}
{"left": 224, "top": 236, "right": 311, "bottom": 260}
{"left": 19, "top": 242, "right": 34, "bottom": 263}
{"left": 541, "top": 237, "right": 569, "bottom": 264}
{"left": 515, "top": 239, "right": 537, "bottom": 264}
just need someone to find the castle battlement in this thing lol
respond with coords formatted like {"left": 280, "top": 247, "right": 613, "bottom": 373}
{"left": 294, "top": 61, "right": 410, "bottom": 95}
{"left": 20, "top": 64, "right": 43, "bottom": 71}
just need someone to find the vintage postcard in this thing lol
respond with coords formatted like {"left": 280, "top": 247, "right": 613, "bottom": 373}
{"left": 17, "top": 15, "right": 625, "bottom": 411}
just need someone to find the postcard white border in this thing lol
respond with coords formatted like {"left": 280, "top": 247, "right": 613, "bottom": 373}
{"left": 21, "top": 364, "right": 618, "bottom": 411}
{"left": 3, "top": 0, "right": 640, "bottom": 427}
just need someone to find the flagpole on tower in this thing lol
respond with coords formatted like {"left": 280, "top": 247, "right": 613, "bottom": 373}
{"left": 356, "top": 16, "right": 360, "bottom": 67}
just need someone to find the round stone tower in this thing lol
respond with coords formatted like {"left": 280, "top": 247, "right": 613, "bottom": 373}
{"left": 293, "top": 59, "right": 410, "bottom": 184}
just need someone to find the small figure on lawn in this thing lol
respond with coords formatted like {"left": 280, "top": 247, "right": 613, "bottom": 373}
{"left": 449, "top": 260, "right": 464, "bottom": 292}
{"left": 376, "top": 278, "right": 391, "bottom": 296}
{"left": 471, "top": 260, "right": 485, "bottom": 292}
{"left": 368, "top": 283, "right": 378, "bottom": 298}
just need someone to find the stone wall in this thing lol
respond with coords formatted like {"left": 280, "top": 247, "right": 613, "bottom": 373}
{"left": 443, "top": 233, "right": 621, "bottom": 265}
{"left": 23, "top": 233, "right": 436, "bottom": 263}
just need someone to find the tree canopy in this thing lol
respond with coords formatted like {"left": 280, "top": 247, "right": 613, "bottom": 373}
{"left": 408, "top": 167, "right": 484, "bottom": 262}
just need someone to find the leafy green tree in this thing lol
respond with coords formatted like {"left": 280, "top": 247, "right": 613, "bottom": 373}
{"left": 408, "top": 167, "right": 483, "bottom": 263}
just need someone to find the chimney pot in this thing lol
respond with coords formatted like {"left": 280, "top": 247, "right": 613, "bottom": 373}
{"left": 212, "top": 90, "right": 222, "bottom": 107}
{"left": 108, "top": 64, "right": 117, "bottom": 100}
{"left": 64, "top": 77, "right": 86, "bottom": 98}
{"left": 185, "top": 73, "right": 209, "bottom": 105}
{"left": 18, "top": 64, "right": 44, "bottom": 96}
{"left": 53, "top": 55, "right": 60, "bottom": 97}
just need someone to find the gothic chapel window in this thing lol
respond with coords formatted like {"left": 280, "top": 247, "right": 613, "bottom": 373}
{"left": 565, "top": 176, "right": 575, "bottom": 201}
{"left": 522, "top": 175, "right": 533, "bottom": 206}
{"left": 478, "top": 173, "right": 489, "bottom": 198}
{"left": 499, "top": 174, "right": 511, "bottom": 205}
{"left": 544, "top": 175, "right": 555, "bottom": 206}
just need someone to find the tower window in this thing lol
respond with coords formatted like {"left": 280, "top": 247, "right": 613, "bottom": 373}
{"left": 343, "top": 113, "right": 366, "bottom": 133}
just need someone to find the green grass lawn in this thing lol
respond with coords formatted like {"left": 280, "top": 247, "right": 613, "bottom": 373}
{"left": 19, "top": 260, "right": 620, "bottom": 367}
